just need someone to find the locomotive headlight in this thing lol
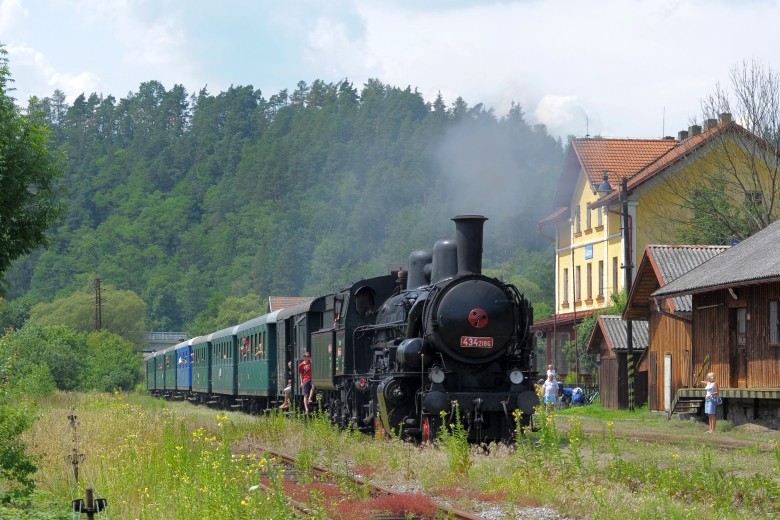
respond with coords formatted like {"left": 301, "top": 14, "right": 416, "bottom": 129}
{"left": 429, "top": 366, "right": 446, "bottom": 384}
{"left": 509, "top": 368, "right": 524, "bottom": 385}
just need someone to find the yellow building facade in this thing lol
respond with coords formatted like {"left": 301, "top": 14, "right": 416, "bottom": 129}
{"left": 536, "top": 115, "right": 773, "bottom": 377}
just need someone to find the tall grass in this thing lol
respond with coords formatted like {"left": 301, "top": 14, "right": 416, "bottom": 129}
{"left": 23, "top": 393, "right": 294, "bottom": 519}
{"left": 14, "top": 393, "right": 780, "bottom": 519}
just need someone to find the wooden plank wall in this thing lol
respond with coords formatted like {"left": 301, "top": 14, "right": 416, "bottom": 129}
{"left": 692, "top": 284, "right": 780, "bottom": 389}
{"left": 599, "top": 356, "right": 618, "bottom": 409}
{"left": 645, "top": 310, "right": 692, "bottom": 411}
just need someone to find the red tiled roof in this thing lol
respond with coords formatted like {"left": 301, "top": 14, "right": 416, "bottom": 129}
{"left": 624, "top": 121, "right": 758, "bottom": 192}
{"left": 573, "top": 138, "right": 677, "bottom": 191}
{"left": 595, "top": 122, "right": 755, "bottom": 206}
{"left": 268, "top": 296, "right": 313, "bottom": 313}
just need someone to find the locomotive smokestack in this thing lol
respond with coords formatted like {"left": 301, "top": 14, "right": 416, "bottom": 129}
{"left": 452, "top": 215, "right": 487, "bottom": 275}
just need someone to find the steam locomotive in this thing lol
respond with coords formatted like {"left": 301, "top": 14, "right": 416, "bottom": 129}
{"left": 146, "top": 215, "right": 539, "bottom": 443}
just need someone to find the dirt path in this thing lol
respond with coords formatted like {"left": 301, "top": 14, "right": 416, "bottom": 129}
{"left": 555, "top": 416, "right": 778, "bottom": 451}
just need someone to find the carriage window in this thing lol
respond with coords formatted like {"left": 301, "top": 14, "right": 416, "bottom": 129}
{"left": 770, "top": 300, "right": 779, "bottom": 345}
{"left": 354, "top": 287, "right": 376, "bottom": 318}
{"left": 256, "top": 335, "right": 264, "bottom": 357}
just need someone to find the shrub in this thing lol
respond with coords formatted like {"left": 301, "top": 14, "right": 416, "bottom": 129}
{"left": 0, "top": 339, "right": 39, "bottom": 503}
{"left": 13, "top": 364, "right": 56, "bottom": 398}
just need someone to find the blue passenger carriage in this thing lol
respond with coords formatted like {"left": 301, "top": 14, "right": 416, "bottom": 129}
{"left": 175, "top": 338, "right": 198, "bottom": 400}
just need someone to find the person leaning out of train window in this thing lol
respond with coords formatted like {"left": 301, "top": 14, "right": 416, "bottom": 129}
{"left": 298, "top": 352, "right": 314, "bottom": 414}
{"left": 542, "top": 374, "right": 557, "bottom": 412}
{"left": 701, "top": 372, "right": 719, "bottom": 433}
{"left": 280, "top": 361, "right": 293, "bottom": 410}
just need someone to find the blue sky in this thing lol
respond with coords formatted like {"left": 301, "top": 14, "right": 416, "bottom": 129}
{"left": 2, "top": 0, "right": 780, "bottom": 140}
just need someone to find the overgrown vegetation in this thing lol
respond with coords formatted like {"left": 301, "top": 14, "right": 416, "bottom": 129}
{"left": 0, "top": 338, "right": 38, "bottom": 505}
{"left": 4, "top": 393, "right": 777, "bottom": 519}
{"left": 0, "top": 322, "right": 142, "bottom": 394}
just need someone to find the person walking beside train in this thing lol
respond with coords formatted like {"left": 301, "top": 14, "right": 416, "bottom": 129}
{"left": 701, "top": 372, "right": 720, "bottom": 433}
{"left": 542, "top": 374, "right": 557, "bottom": 412}
{"left": 298, "top": 352, "right": 314, "bottom": 414}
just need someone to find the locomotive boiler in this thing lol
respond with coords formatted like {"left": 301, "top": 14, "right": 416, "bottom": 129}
{"left": 363, "top": 215, "right": 538, "bottom": 443}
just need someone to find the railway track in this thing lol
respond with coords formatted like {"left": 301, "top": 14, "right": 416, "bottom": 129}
{"left": 259, "top": 448, "right": 487, "bottom": 520}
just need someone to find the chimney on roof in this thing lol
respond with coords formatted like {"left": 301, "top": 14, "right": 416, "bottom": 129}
{"left": 703, "top": 118, "right": 718, "bottom": 131}
{"left": 689, "top": 124, "right": 702, "bottom": 136}
{"left": 719, "top": 112, "right": 732, "bottom": 125}
{"left": 677, "top": 130, "right": 689, "bottom": 141}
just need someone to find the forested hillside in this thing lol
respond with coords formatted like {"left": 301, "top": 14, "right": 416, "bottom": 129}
{"left": 5, "top": 79, "right": 564, "bottom": 333}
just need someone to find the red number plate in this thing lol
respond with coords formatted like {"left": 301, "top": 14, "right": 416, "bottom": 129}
{"left": 460, "top": 336, "right": 494, "bottom": 348}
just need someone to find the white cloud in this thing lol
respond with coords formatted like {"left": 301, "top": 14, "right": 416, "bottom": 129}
{"left": 3, "top": 0, "right": 780, "bottom": 140}
{"left": 534, "top": 95, "right": 586, "bottom": 135}
{"left": 0, "top": 0, "right": 27, "bottom": 34}
{"left": 7, "top": 44, "right": 104, "bottom": 101}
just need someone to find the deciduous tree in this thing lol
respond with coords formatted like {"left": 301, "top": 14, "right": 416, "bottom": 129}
{"left": 663, "top": 60, "right": 780, "bottom": 243}
{"left": 0, "top": 46, "right": 64, "bottom": 292}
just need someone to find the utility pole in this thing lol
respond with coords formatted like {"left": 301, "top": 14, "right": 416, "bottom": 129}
{"left": 621, "top": 178, "right": 635, "bottom": 411}
{"left": 94, "top": 278, "right": 102, "bottom": 331}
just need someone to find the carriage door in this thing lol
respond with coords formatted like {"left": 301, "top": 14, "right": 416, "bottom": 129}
{"left": 729, "top": 307, "right": 747, "bottom": 388}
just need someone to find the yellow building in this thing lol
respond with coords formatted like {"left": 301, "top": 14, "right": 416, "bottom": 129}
{"left": 535, "top": 114, "right": 768, "bottom": 378}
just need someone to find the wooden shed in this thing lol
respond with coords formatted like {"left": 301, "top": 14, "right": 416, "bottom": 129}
{"left": 653, "top": 221, "right": 780, "bottom": 425}
{"left": 624, "top": 245, "right": 728, "bottom": 413}
{"left": 587, "top": 315, "right": 648, "bottom": 409}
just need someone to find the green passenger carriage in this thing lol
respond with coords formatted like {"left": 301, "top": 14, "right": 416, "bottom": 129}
{"left": 235, "top": 310, "right": 281, "bottom": 413}
{"left": 209, "top": 325, "right": 239, "bottom": 408}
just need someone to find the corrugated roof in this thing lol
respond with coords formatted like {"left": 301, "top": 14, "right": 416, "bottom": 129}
{"left": 268, "top": 296, "right": 313, "bottom": 313}
{"left": 597, "top": 315, "right": 649, "bottom": 352}
{"left": 653, "top": 218, "right": 780, "bottom": 298}
{"left": 647, "top": 245, "right": 730, "bottom": 312}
